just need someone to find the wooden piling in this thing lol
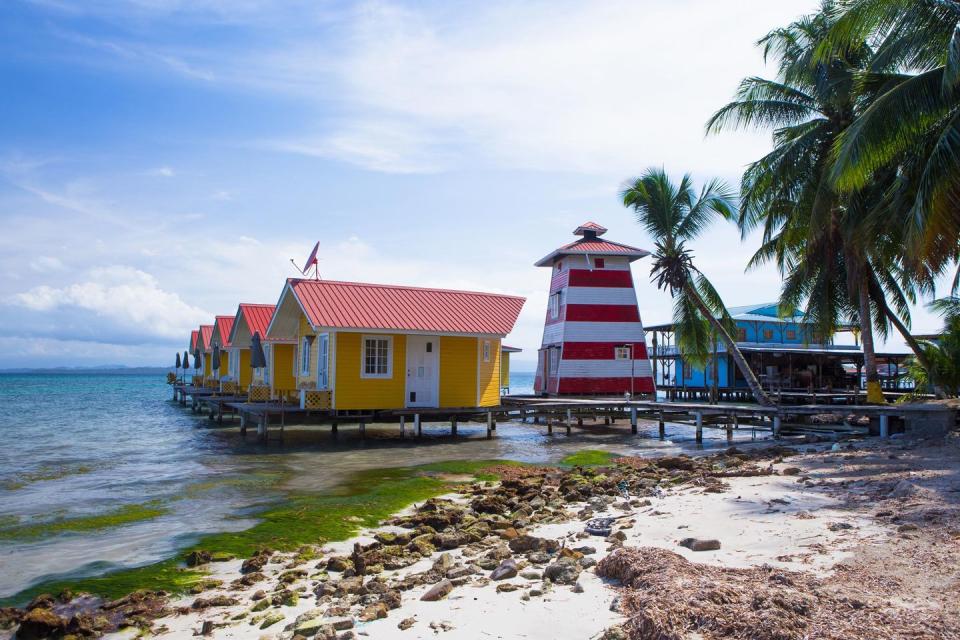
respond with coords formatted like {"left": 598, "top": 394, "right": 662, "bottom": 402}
{"left": 451, "top": 417, "right": 458, "bottom": 436}
{"left": 415, "top": 414, "right": 422, "bottom": 437}
{"left": 630, "top": 407, "right": 638, "bottom": 434}
{"left": 486, "top": 412, "right": 494, "bottom": 439}
{"left": 400, "top": 415, "right": 406, "bottom": 438}
{"left": 695, "top": 412, "right": 703, "bottom": 443}
{"left": 658, "top": 410, "right": 665, "bottom": 438}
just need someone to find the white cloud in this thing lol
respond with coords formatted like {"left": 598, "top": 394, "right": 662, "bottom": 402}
{"left": 148, "top": 166, "right": 175, "bottom": 177}
{"left": 7, "top": 266, "right": 211, "bottom": 340}
{"left": 28, "top": 256, "right": 65, "bottom": 273}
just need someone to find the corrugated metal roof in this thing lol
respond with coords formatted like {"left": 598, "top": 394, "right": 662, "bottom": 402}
{"left": 574, "top": 221, "right": 608, "bottom": 235}
{"left": 213, "top": 315, "right": 234, "bottom": 347}
{"left": 289, "top": 279, "right": 525, "bottom": 336}
{"left": 190, "top": 330, "right": 199, "bottom": 351}
{"left": 501, "top": 345, "right": 522, "bottom": 353}
{"left": 199, "top": 325, "right": 214, "bottom": 351}
{"left": 239, "top": 303, "right": 276, "bottom": 339}
{"left": 535, "top": 236, "right": 649, "bottom": 266}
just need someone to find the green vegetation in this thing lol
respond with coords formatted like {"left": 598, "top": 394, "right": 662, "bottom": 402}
{"left": 621, "top": 168, "right": 774, "bottom": 406}
{"left": 0, "top": 459, "right": 520, "bottom": 607}
{"left": 904, "top": 297, "right": 960, "bottom": 398}
{"left": 2, "top": 464, "right": 93, "bottom": 491}
{"left": 560, "top": 450, "right": 618, "bottom": 467}
{"left": 0, "top": 502, "right": 168, "bottom": 541}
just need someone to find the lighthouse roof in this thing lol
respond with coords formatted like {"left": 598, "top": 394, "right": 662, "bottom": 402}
{"left": 534, "top": 222, "right": 649, "bottom": 267}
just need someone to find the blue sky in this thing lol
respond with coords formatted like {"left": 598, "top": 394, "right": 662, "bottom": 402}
{"left": 0, "top": 0, "right": 951, "bottom": 369}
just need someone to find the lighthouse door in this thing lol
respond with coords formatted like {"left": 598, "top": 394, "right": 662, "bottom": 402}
{"left": 405, "top": 336, "right": 439, "bottom": 408}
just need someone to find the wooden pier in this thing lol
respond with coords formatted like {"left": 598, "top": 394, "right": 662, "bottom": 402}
{"left": 171, "top": 386, "right": 957, "bottom": 445}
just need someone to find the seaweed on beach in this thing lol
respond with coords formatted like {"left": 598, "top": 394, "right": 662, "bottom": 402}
{"left": 598, "top": 546, "right": 954, "bottom": 640}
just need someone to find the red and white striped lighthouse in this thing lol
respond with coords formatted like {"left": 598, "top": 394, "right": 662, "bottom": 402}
{"left": 533, "top": 222, "right": 656, "bottom": 397}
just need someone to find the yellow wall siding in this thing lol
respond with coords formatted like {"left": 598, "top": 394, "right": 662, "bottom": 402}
{"left": 334, "top": 333, "right": 406, "bottom": 410}
{"left": 219, "top": 351, "right": 229, "bottom": 378}
{"left": 500, "top": 353, "right": 511, "bottom": 388}
{"left": 237, "top": 349, "right": 252, "bottom": 388}
{"left": 477, "top": 338, "right": 501, "bottom": 407}
{"left": 439, "top": 336, "right": 479, "bottom": 407}
{"left": 271, "top": 343, "right": 297, "bottom": 400}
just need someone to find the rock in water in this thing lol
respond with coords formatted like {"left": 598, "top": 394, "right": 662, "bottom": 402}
{"left": 420, "top": 580, "right": 454, "bottom": 602}
{"left": 678, "top": 538, "right": 721, "bottom": 552}
{"left": 490, "top": 558, "right": 518, "bottom": 581}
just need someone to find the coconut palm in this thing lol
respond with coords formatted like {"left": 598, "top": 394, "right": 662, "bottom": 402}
{"left": 820, "top": 0, "right": 960, "bottom": 287}
{"left": 706, "top": 3, "right": 897, "bottom": 403}
{"left": 621, "top": 168, "right": 774, "bottom": 407}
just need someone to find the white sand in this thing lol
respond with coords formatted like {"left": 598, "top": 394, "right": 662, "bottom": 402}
{"left": 107, "top": 460, "right": 885, "bottom": 640}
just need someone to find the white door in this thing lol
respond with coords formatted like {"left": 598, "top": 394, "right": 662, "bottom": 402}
{"left": 406, "top": 336, "right": 439, "bottom": 407}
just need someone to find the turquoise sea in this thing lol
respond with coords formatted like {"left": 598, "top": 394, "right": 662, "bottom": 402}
{"left": 0, "top": 370, "right": 758, "bottom": 602}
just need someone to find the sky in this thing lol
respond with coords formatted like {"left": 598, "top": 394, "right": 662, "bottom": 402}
{"left": 0, "top": 0, "right": 953, "bottom": 370}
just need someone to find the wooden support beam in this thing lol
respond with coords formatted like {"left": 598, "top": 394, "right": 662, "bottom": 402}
{"left": 658, "top": 410, "right": 665, "bottom": 438}
{"left": 773, "top": 415, "right": 782, "bottom": 438}
{"left": 331, "top": 421, "right": 338, "bottom": 438}
{"left": 630, "top": 407, "right": 638, "bottom": 435}
{"left": 486, "top": 412, "right": 494, "bottom": 439}
{"left": 415, "top": 414, "right": 422, "bottom": 437}
{"left": 695, "top": 412, "right": 703, "bottom": 443}
{"left": 400, "top": 415, "right": 406, "bottom": 438}
{"left": 451, "top": 417, "right": 458, "bottom": 437}
{"left": 359, "top": 421, "right": 366, "bottom": 439}
{"left": 879, "top": 414, "right": 889, "bottom": 438}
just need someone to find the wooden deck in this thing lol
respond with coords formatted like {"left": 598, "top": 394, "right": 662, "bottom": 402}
{"left": 169, "top": 388, "right": 956, "bottom": 445}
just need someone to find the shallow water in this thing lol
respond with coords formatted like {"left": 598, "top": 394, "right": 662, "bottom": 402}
{"left": 0, "top": 372, "right": 768, "bottom": 598}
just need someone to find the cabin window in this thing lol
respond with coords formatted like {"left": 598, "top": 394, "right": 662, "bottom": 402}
{"left": 594, "top": 258, "right": 605, "bottom": 269}
{"left": 763, "top": 329, "right": 774, "bottom": 340}
{"left": 483, "top": 340, "right": 491, "bottom": 363}
{"left": 736, "top": 327, "right": 747, "bottom": 341}
{"left": 786, "top": 329, "right": 796, "bottom": 340}
{"left": 317, "top": 334, "right": 330, "bottom": 388}
{"left": 556, "top": 261, "right": 563, "bottom": 271}
{"left": 301, "top": 336, "right": 315, "bottom": 376}
{"left": 614, "top": 346, "right": 631, "bottom": 360}
{"left": 362, "top": 336, "right": 393, "bottom": 378}
{"left": 549, "top": 292, "right": 561, "bottom": 319}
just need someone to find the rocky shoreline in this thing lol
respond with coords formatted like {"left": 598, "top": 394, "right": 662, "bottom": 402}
{"left": 3, "top": 436, "right": 958, "bottom": 640}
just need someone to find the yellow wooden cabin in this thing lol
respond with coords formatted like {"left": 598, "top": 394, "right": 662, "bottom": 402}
{"left": 208, "top": 315, "right": 235, "bottom": 391}
{"left": 197, "top": 324, "right": 215, "bottom": 385}
{"left": 500, "top": 345, "right": 521, "bottom": 394}
{"left": 226, "top": 303, "right": 296, "bottom": 401}
{"left": 266, "top": 279, "right": 525, "bottom": 410}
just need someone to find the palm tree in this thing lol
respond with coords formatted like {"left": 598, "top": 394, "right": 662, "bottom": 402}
{"left": 707, "top": 3, "right": 896, "bottom": 403}
{"left": 904, "top": 297, "right": 960, "bottom": 397}
{"left": 820, "top": 0, "right": 960, "bottom": 289}
{"left": 621, "top": 168, "right": 775, "bottom": 407}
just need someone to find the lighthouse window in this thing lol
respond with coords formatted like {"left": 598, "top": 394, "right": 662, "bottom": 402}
{"left": 549, "top": 293, "right": 560, "bottom": 319}
{"left": 556, "top": 261, "right": 563, "bottom": 271}
{"left": 594, "top": 258, "right": 605, "bottom": 269}
{"left": 615, "top": 346, "right": 631, "bottom": 360}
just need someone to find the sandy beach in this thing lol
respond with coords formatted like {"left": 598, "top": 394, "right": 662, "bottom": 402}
{"left": 5, "top": 433, "right": 959, "bottom": 640}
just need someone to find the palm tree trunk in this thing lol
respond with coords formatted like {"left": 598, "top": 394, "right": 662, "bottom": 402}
{"left": 684, "top": 283, "right": 775, "bottom": 407}
{"left": 879, "top": 300, "right": 948, "bottom": 399}
{"left": 857, "top": 278, "right": 885, "bottom": 404}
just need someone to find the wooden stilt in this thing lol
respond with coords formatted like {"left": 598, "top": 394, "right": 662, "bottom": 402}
{"left": 630, "top": 407, "right": 638, "bottom": 434}
{"left": 773, "top": 415, "right": 782, "bottom": 438}
{"left": 400, "top": 415, "right": 406, "bottom": 438}
{"left": 695, "top": 412, "right": 703, "bottom": 443}
{"left": 415, "top": 414, "right": 422, "bottom": 437}
{"left": 566, "top": 409, "right": 572, "bottom": 436}
{"left": 547, "top": 416, "right": 553, "bottom": 435}
{"left": 451, "top": 417, "right": 458, "bottom": 436}
{"left": 486, "top": 412, "right": 494, "bottom": 439}
{"left": 658, "top": 410, "right": 665, "bottom": 438}
{"left": 880, "top": 414, "right": 889, "bottom": 438}
{"left": 359, "top": 420, "right": 366, "bottom": 439}
{"left": 331, "top": 421, "right": 338, "bottom": 438}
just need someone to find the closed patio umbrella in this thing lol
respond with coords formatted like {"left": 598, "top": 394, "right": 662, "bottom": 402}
{"left": 250, "top": 332, "right": 267, "bottom": 369}
{"left": 183, "top": 351, "right": 190, "bottom": 370}
{"left": 194, "top": 348, "right": 202, "bottom": 373}
{"left": 175, "top": 352, "right": 181, "bottom": 370}
{"left": 212, "top": 345, "right": 221, "bottom": 373}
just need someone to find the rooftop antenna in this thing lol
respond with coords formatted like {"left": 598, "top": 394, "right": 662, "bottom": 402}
{"left": 289, "top": 241, "right": 321, "bottom": 280}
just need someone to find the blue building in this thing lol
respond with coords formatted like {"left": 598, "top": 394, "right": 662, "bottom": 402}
{"left": 644, "top": 303, "right": 873, "bottom": 399}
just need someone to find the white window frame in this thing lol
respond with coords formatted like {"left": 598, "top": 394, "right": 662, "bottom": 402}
{"left": 261, "top": 343, "right": 271, "bottom": 382}
{"left": 317, "top": 333, "right": 330, "bottom": 389}
{"left": 482, "top": 340, "right": 491, "bottom": 363}
{"left": 361, "top": 335, "right": 393, "bottom": 379}
{"left": 615, "top": 346, "right": 631, "bottom": 360}
{"left": 549, "top": 293, "right": 560, "bottom": 319}
{"left": 300, "top": 336, "right": 313, "bottom": 376}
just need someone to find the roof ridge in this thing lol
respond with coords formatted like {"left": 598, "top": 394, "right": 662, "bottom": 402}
{"left": 290, "top": 278, "right": 525, "bottom": 300}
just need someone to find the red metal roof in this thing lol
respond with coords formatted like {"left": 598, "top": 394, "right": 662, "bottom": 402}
{"left": 199, "top": 325, "right": 214, "bottom": 351}
{"left": 190, "top": 330, "right": 199, "bottom": 351}
{"left": 213, "top": 315, "right": 234, "bottom": 348}
{"left": 574, "top": 221, "right": 608, "bottom": 235}
{"left": 535, "top": 235, "right": 649, "bottom": 267}
{"left": 237, "top": 303, "right": 276, "bottom": 341}
{"left": 288, "top": 279, "right": 525, "bottom": 336}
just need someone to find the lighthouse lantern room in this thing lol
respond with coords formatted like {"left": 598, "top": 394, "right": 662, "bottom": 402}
{"left": 533, "top": 222, "right": 656, "bottom": 397}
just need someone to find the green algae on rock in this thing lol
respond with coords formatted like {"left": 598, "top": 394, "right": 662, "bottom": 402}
{"left": 560, "top": 450, "right": 620, "bottom": 468}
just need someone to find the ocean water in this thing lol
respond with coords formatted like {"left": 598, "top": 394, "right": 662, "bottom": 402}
{"left": 0, "top": 372, "right": 764, "bottom": 600}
